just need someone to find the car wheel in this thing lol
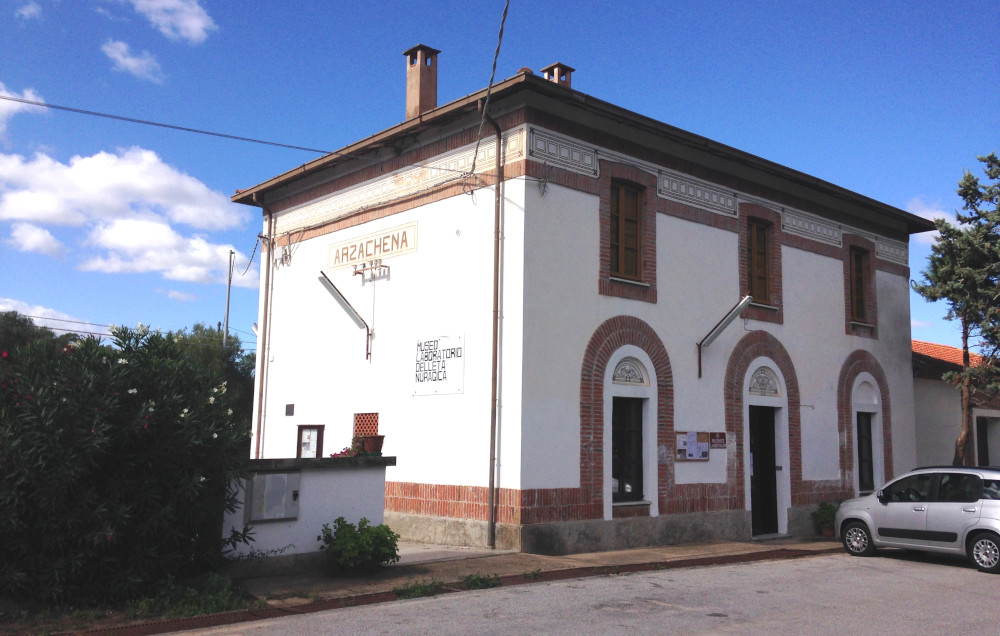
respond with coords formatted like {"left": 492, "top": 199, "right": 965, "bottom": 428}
{"left": 842, "top": 521, "right": 876, "bottom": 557}
{"left": 968, "top": 533, "right": 1000, "bottom": 573}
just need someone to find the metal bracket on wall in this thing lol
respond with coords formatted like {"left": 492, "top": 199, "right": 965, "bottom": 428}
{"left": 697, "top": 295, "right": 753, "bottom": 378}
{"left": 319, "top": 270, "right": 372, "bottom": 360}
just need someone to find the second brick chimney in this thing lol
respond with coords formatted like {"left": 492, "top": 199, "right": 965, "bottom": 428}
{"left": 541, "top": 62, "right": 574, "bottom": 88}
{"left": 404, "top": 44, "right": 440, "bottom": 120}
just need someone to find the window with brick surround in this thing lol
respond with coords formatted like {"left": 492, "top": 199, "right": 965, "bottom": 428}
{"left": 747, "top": 218, "right": 771, "bottom": 304}
{"left": 842, "top": 235, "right": 878, "bottom": 337}
{"left": 849, "top": 247, "right": 869, "bottom": 322}
{"left": 598, "top": 163, "right": 657, "bottom": 303}
{"left": 610, "top": 182, "right": 641, "bottom": 280}
{"left": 738, "top": 204, "right": 782, "bottom": 324}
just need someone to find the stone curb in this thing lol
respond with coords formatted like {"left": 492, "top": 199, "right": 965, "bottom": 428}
{"left": 72, "top": 544, "right": 842, "bottom": 635}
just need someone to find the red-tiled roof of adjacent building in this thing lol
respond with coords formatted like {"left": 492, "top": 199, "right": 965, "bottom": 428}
{"left": 912, "top": 340, "right": 982, "bottom": 367}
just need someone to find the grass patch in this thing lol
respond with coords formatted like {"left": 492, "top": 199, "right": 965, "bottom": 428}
{"left": 523, "top": 569, "right": 542, "bottom": 579}
{"left": 0, "top": 572, "right": 261, "bottom": 635}
{"left": 129, "top": 573, "right": 262, "bottom": 619}
{"left": 393, "top": 579, "right": 445, "bottom": 599}
{"left": 460, "top": 573, "right": 501, "bottom": 590}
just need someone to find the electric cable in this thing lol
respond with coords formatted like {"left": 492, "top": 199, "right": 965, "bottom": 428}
{"left": 0, "top": 95, "right": 333, "bottom": 155}
{"left": 0, "top": 95, "right": 491, "bottom": 177}
{"left": 239, "top": 237, "right": 260, "bottom": 276}
{"left": 468, "top": 0, "right": 511, "bottom": 178}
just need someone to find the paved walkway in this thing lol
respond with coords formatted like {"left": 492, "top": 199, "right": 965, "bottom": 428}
{"left": 82, "top": 537, "right": 843, "bottom": 635}
{"left": 238, "top": 537, "right": 841, "bottom": 610}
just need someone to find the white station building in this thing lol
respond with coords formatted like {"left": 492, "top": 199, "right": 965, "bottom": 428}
{"left": 233, "top": 46, "right": 935, "bottom": 553}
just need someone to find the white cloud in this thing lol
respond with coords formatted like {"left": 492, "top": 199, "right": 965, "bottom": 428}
{"left": 0, "top": 147, "right": 243, "bottom": 229}
{"left": 15, "top": 2, "right": 42, "bottom": 20}
{"left": 126, "top": 0, "right": 217, "bottom": 44}
{"left": 6, "top": 222, "right": 63, "bottom": 256}
{"left": 0, "top": 297, "right": 91, "bottom": 334}
{"left": 101, "top": 39, "right": 164, "bottom": 83}
{"left": 911, "top": 319, "right": 932, "bottom": 330}
{"left": 81, "top": 218, "right": 257, "bottom": 288}
{"left": 0, "top": 82, "right": 45, "bottom": 139}
{"left": 905, "top": 197, "right": 955, "bottom": 245}
{"left": 165, "top": 289, "right": 197, "bottom": 302}
{"left": 0, "top": 146, "right": 258, "bottom": 287}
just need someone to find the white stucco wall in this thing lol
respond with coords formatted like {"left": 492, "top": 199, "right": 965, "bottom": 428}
{"left": 222, "top": 463, "right": 388, "bottom": 558}
{"left": 254, "top": 183, "right": 526, "bottom": 490}
{"left": 914, "top": 376, "right": 962, "bottom": 466}
{"left": 252, "top": 162, "right": 919, "bottom": 508}
{"left": 516, "top": 180, "right": 918, "bottom": 498}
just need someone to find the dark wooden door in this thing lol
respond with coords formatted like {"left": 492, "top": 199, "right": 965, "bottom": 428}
{"left": 750, "top": 406, "right": 778, "bottom": 535}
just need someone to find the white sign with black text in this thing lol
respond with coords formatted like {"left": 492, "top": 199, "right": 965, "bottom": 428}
{"left": 413, "top": 335, "right": 464, "bottom": 396}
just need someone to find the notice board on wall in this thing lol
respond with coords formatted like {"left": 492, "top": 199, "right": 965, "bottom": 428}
{"left": 676, "top": 432, "right": 727, "bottom": 461}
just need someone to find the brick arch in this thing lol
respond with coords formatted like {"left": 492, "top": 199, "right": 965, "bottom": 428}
{"left": 579, "top": 316, "right": 673, "bottom": 517}
{"left": 837, "top": 350, "right": 894, "bottom": 493}
{"left": 723, "top": 331, "right": 804, "bottom": 507}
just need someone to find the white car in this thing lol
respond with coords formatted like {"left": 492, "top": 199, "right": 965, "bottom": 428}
{"left": 835, "top": 466, "right": 1000, "bottom": 573}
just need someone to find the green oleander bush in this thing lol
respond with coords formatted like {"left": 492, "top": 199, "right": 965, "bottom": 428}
{"left": 0, "top": 321, "right": 253, "bottom": 604}
{"left": 317, "top": 516, "right": 400, "bottom": 575}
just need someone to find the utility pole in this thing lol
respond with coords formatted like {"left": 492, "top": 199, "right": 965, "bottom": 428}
{"left": 223, "top": 249, "right": 234, "bottom": 348}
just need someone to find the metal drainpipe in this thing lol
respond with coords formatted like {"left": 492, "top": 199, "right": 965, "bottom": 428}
{"left": 253, "top": 194, "right": 274, "bottom": 459}
{"left": 483, "top": 103, "right": 503, "bottom": 549}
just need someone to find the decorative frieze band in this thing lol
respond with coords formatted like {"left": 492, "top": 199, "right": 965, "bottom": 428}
{"left": 528, "top": 128, "right": 598, "bottom": 175}
{"left": 875, "top": 239, "right": 908, "bottom": 266}
{"left": 782, "top": 208, "right": 842, "bottom": 246}
{"left": 525, "top": 126, "right": 910, "bottom": 266}
{"left": 658, "top": 169, "right": 737, "bottom": 217}
{"left": 274, "top": 128, "right": 526, "bottom": 235}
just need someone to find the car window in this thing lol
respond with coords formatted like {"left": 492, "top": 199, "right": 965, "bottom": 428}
{"left": 883, "top": 473, "right": 933, "bottom": 502}
{"left": 983, "top": 479, "right": 1000, "bottom": 501}
{"left": 935, "top": 473, "right": 982, "bottom": 503}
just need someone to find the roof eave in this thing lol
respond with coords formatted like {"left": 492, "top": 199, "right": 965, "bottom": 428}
{"left": 232, "top": 73, "right": 937, "bottom": 236}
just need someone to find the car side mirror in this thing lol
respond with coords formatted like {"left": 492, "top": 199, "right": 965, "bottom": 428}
{"left": 876, "top": 489, "right": 889, "bottom": 504}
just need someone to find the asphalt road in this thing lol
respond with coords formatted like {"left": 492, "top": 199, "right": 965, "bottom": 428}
{"left": 178, "top": 550, "right": 1000, "bottom": 635}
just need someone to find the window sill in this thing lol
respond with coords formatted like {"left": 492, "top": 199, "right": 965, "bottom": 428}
{"left": 850, "top": 320, "right": 875, "bottom": 329}
{"left": 749, "top": 302, "right": 779, "bottom": 312}
{"left": 612, "top": 500, "right": 651, "bottom": 518}
{"left": 609, "top": 276, "right": 651, "bottom": 288}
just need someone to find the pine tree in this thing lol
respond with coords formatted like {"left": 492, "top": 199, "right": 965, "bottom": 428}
{"left": 914, "top": 153, "right": 1000, "bottom": 466}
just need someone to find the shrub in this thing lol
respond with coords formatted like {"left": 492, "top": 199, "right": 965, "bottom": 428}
{"left": 460, "top": 573, "right": 501, "bottom": 589}
{"left": 0, "top": 325, "right": 252, "bottom": 604}
{"left": 317, "top": 516, "right": 400, "bottom": 574}
{"left": 393, "top": 578, "right": 444, "bottom": 599}
{"left": 811, "top": 501, "right": 839, "bottom": 531}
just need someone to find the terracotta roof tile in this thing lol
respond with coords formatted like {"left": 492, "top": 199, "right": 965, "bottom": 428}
{"left": 912, "top": 339, "right": 982, "bottom": 367}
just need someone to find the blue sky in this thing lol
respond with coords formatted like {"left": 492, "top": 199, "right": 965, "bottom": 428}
{"left": 1, "top": 0, "right": 997, "bottom": 352}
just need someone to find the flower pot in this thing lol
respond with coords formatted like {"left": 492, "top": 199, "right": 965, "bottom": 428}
{"left": 362, "top": 435, "right": 384, "bottom": 455}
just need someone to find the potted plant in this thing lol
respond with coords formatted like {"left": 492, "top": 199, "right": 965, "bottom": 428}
{"left": 811, "top": 501, "right": 838, "bottom": 537}
{"left": 362, "top": 434, "right": 384, "bottom": 455}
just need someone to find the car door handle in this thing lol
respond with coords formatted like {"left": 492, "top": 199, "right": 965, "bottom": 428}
{"left": 912, "top": 506, "right": 926, "bottom": 512}
{"left": 963, "top": 507, "right": 977, "bottom": 513}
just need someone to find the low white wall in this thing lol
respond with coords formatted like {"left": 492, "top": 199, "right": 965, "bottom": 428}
{"left": 222, "top": 456, "right": 393, "bottom": 558}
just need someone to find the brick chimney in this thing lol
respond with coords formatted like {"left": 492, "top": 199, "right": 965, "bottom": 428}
{"left": 540, "top": 62, "right": 574, "bottom": 88}
{"left": 404, "top": 44, "right": 440, "bottom": 119}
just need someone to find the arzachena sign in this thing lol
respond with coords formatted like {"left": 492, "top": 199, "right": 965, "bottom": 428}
{"left": 328, "top": 222, "right": 417, "bottom": 269}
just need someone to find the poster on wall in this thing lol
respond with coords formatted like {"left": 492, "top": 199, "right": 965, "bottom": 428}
{"left": 676, "top": 431, "right": 711, "bottom": 461}
{"left": 413, "top": 335, "right": 465, "bottom": 396}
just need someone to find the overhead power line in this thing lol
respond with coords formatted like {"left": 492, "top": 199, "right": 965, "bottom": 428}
{"left": 0, "top": 94, "right": 332, "bottom": 155}
{"left": 1, "top": 95, "right": 487, "bottom": 178}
